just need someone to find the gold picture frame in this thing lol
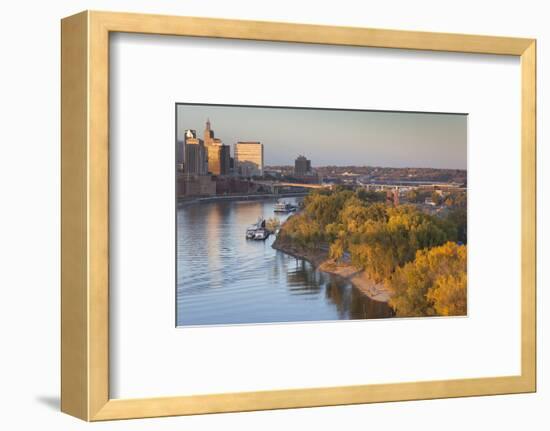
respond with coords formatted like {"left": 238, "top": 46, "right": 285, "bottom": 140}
{"left": 61, "top": 10, "right": 536, "bottom": 421}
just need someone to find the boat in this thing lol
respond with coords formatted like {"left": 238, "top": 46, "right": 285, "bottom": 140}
{"left": 273, "top": 200, "right": 297, "bottom": 213}
{"left": 253, "top": 228, "right": 270, "bottom": 240}
{"left": 246, "top": 217, "right": 266, "bottom": 239}
{"left": 245, "top": 227, "right": 257, "bottom": 239}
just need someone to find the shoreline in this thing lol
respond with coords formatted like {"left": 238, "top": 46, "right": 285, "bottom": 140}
{"left": 178, "top": 192, "right": 308, "bottom": 206}
{"left": 272, "top": 237, "right": 392, "bottom": 303}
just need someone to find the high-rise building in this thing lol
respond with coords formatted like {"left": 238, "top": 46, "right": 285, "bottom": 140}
{"left": 219, "top": 144, "right": 230, "bottom": 175}
{"left": 204, "top": 118, "right": 215, "bottom": 146}
{"left": 183, "top": 129, "right": 207, "bottom": 175}
{"left": 294, "top": 155, "right": 312, "bottom": 177}
{"left": 206, "top": 143, "right": 231, "bottom": 176}
{"left": 235, "top": 141, "right": 264, "bottom": 177}
{"left": 203, "top": 119, "right": 230, "bottom": 176}
{"left": 176, "top": 140, "right": 185, "bottom": 172}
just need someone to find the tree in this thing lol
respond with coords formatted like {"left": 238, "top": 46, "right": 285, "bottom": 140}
{"left": 446, "top": 191, "right": 467, "bottom": 208}
{"left": 427, "top": 272, "right": 467, "bottom": 316}
{"left": 279, "top": 213, "right": 323, "bottom": 248}
{"left": 339, "top": 197, "right": 372, "bottom": 234}
{"left": 356, "top": 188, "right": 386, "bottom": 203}
{"left": 265, "top": 217, "right": 280, "bottom": 233}
{"left": 277, "top": 190, "right": 466, "bottom": 314}
{"left": 329, "top": 238, "right": 345, "bottom": 262}
{"left": 406, "top": 189, "right": 420, "bottom": 202}
{"left": 431, "top": 190, "right": 443, "bottom": 206}
{"left": 303, "top": 191, "right": 352, "bottom": 229}
{"left": 330, "top": 203, "right": 458, "bottom": 283}
{"left": 447, "top": 208, "right": 467, "bottom": 244}
{"left": 387, "top": 242, "right": 467, "bottom": 317}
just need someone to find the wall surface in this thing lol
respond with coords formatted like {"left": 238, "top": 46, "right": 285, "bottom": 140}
{"left": 0, "top": 0, "right": 546, "bottom": 429}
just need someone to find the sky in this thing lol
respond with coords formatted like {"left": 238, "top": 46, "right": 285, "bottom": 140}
{"left": 176, "top": 104, "right": 467, "bottom": 170}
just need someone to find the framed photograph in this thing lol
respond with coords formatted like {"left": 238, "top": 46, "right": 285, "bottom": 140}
{"left": 175, "top": 104, "right": 467, "bottom": 325}
{"left": 61, "top": 11, "right": 536, "bottom": 421}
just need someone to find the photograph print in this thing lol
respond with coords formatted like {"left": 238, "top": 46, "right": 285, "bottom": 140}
{"left": 176, "top": 104, "right": 467, "bottom": 326}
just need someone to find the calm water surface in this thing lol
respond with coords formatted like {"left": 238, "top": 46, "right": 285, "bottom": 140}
{"left": 176, "top": 197, "right": 392, "bottom": 326}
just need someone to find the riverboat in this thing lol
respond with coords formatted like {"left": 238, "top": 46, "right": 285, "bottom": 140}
{"left": 253, "top": 228, "right": 270, "bottom": 240}
{"left": 246, "top": 217, "right": 266, "bottom": 239}
{"left": 273, "top": 200, "right": 297, "bottom": 213}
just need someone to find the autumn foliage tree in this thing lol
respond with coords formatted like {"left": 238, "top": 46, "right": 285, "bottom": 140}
{"left": 347, "top": 205, "right": 458, "bottom": 282}
{"left": 427, "top": 271, "right": 467, "bottom": 316}
{"left": 276, "top": 189, "right": 467, "bottom": 317}
{"left": 387, "top": 242, "right": 467, "bottom": 317}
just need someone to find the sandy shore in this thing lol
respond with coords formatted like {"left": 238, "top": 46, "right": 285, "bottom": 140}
{"left": 272, "top": 237, "right": 392, "bottom": 303}
{"left": 318, "top": 260, "right": 392, "bottom": 302}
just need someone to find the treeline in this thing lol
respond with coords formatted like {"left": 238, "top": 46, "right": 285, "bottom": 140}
{"left": 406, "top": 188, "right": 467, "bottom": 209}
{"left": 277, "top": 188, "right": 467, "bottom": 317}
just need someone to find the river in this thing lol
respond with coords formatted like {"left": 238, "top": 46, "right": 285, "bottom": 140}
{"left": 176, "top": 197, "right": 392, "bottom": 326}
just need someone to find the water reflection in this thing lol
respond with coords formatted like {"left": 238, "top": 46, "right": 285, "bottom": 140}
{"left": 286, "top": 260, "right": 323, "bottom": 295}
{"left": 177, "top": 197, "right": 393, "bottom": 326}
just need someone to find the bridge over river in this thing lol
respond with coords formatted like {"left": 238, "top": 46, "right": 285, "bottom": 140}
{"left": 252, "top": 180, "right": 333, "bottom": 194}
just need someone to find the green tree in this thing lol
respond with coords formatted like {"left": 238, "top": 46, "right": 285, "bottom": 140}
{"left": 406, "top": 189, "right": 419, "bottom": 202}
{"left": 303, "top": 191, "right": 352, "bottom": 229}
{"left": 356, "top": 189, "right": 386, "bottom": 203}
{"left": 447, "top": 208, "right": 467, "bottom": 244}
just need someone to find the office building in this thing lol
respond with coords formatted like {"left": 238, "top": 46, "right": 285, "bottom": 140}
{"left": 183, "top": 129, "right": 207, "bottom": 175}
{"left": 203, "top": 119, "right": 230, "bottom": 176}
{"left": 294, "top": 155, "right": 312, "bottom": 177}
{"left": 206, "top": 144, "right": 230, "bottom": 176}
{"left": 235, "top": 141, "right": 264, "bottom": 177}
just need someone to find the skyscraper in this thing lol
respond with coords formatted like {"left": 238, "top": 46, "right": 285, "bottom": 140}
{"left": 183, "top": 129, "right": 207, "bottom": 175}
{"left": 294, "top": 155, "right": 312, "bottom": 177}
{"left": 234, "top": 142, "right": 264, "bottom": 177}
{"left": 180, "top": 129, "right": 215, "bottom": 196}
{"left": 206, "top": 144, "right": 231, "bottom": 176}
{"left": 204, "top": 118, "right": 215, "bottom": 146}
{"left": 203, "top": 119, "right": 230, "bottom": 176}
{"left": 219, "top": 144, "right": 231, "bottom": 175}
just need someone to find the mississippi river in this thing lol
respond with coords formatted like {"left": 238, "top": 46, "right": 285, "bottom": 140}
{"left": 177, "top": 197, "right": 392, "bottom": 326}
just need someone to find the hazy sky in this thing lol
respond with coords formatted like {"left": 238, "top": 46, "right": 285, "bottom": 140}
{"left": 176, "top": 104, "right": 467, "bottom": 169}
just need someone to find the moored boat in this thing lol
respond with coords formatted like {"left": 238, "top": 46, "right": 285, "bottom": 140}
{"left": 273, "top": 200, "right": 297, "bottom": 213}
{"left": 253, "top": 228, "right": 270, "bottom": 240}
{"left": 246, "top": 217, "right": 266, "bottom": 239}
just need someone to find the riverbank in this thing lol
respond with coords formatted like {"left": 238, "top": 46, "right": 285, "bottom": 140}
{"left": 178, "top": 192, "right": 308, "bottom": 206}
{"left": 271, "top": 236, "right": 392, "bottom": 303}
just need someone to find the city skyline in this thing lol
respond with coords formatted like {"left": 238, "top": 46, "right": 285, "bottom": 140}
{"left": 176, "top": 104, "right": 467, "bottom": 170}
